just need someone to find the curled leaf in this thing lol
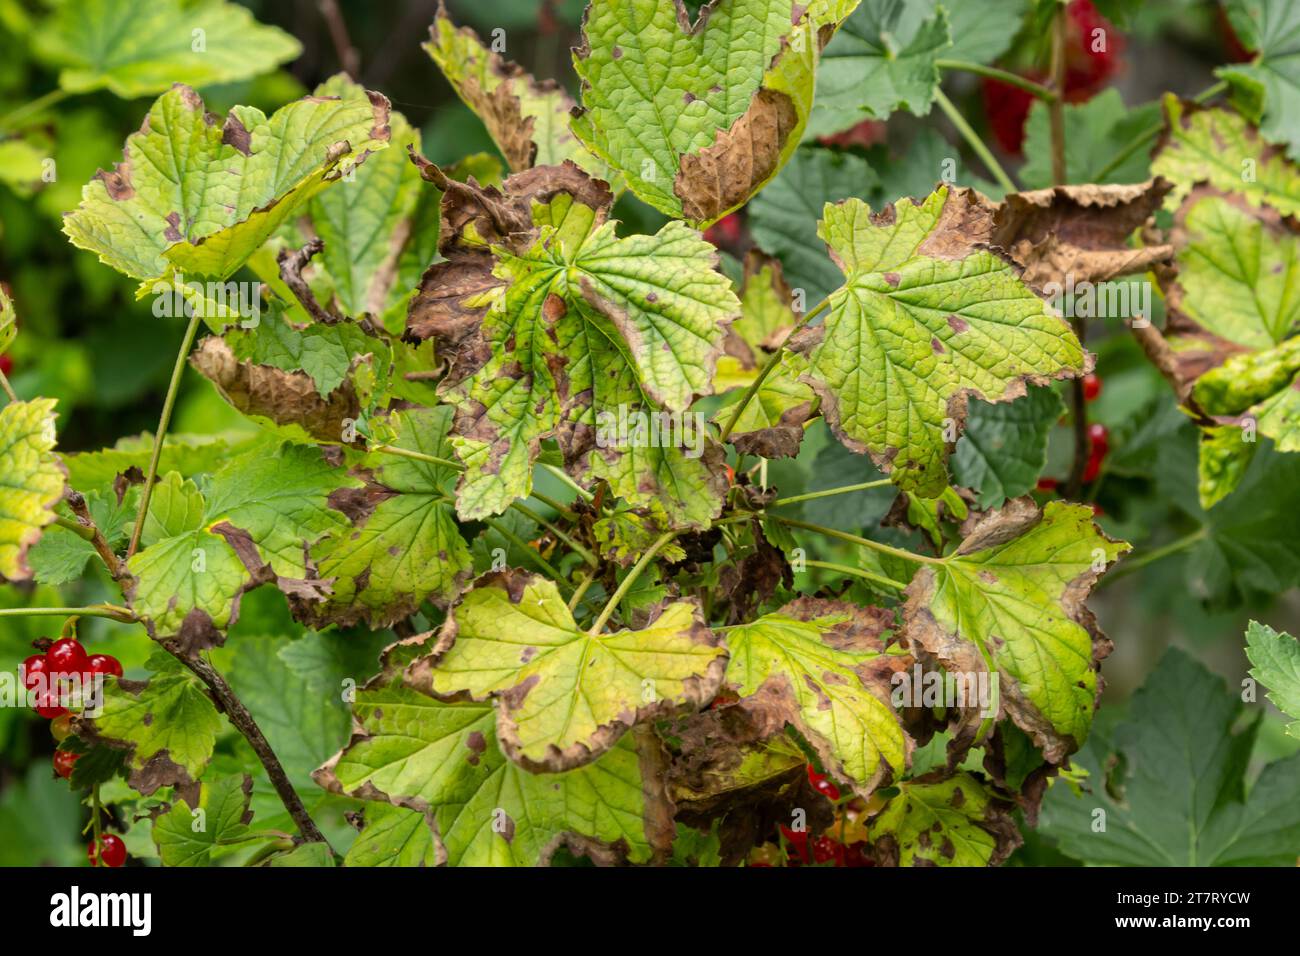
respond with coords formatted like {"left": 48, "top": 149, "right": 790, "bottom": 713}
{"left": 902, "top": 499, "right": 1130, "bottom": 764}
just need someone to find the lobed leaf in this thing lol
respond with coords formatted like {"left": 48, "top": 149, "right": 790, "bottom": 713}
{"left": 406, "top": 569, "right": 726, "bottom": 771}
{"left": 63, "top": 82, "right": 390, "bottom": 287}
{"left": 903, "top": 499, "right": 1129, "bottom": 763}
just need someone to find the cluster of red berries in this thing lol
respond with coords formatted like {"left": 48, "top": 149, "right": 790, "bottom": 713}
{"left": 22, "top": 637, "right": 122, "bottom": 721}
{"left": 23, "top": 636, "right": 130, "bottom": 867}
{"left": 983, "top": 0, "right": 1123, "bottom": 154}
{"left": 750, "top": 766, "right": 876, "bottom": 867}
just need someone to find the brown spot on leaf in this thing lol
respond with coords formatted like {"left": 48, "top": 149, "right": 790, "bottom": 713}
{"left": 674, "top": 87, "right": 798, "bottom": 224}
{"left": 222, "top": 116, "right": 252, "bottom": 155}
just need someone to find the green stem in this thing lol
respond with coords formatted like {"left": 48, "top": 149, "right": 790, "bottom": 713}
{"left": 528, "top": 489, "right": 577, "bottom": 521}
{"left": 936, "top": 59, "right": 1057, "bottom": 101}
{"left": 90, "top": 785, "right": 103, "bottom": 865}
{"left": 1048, "top": 6, "right": 1069, "bottom": 187}
{"left": 0, "top": 365, "right": 16, "bottom": 403}
{"left": 933, "top": 88, "right": 1018, "bottom": 195}
{"left": 568, "top": 566, "right": 598, "bottom": 613}
{"left": 772, "top": 515, "right": 944, "bottom": 566}
{"left": 588, "top": 531, "right": 676, "bottom": 634}
{"left": 127, "top": 312, "right": 203, "bottom": 558}
{"left": 773, "top": 479, "right": 892, "bottom": 507}
{"left": 1100, "top": 528, "right": 1207, "bottom": 586}
{"left": 0, "top": 604, "right": 138, "bottom": 623}
{"left": 1092, "top": 80, "right": 1228, "bottom": 182}
{"left": 0, "top": 87, "right": 71, "bottom": 130}
{"left": 484, "top": 517, "right": 567, "bottom": 583}
{"left": 372, "top": 443, "right": 465, "bottom": 472}
{"left": 719, "top": 296, "right": 831, "bottom": 442}
{"left": 540, "top": 462, "right": 594, "bottom": 502}
{"left": 53, "top": 514, "right": 96, "bottom": 542}
{"left": 509, "top": 501, "right": 597, "bottom": 567}
{"left": 802, "top": 559, "right": 906, "bottom": 592}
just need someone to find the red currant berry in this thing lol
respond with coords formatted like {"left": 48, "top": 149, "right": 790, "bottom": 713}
{"left": 1087, "top": 422, "right": 1109, "bottom": 454}
{"left": 981, "top": 74, "right": 1040, "bottom": 154}
{"left": 52, "top": 750, "right": 80, "bottom": 779}
{"left": 811, "top": 835, "right": 846, "bottom": 866}
{"left": 87, "top": 654, "right": 123, "bottom": 678}
{"left": 703, "top": 214, "right": 742, "bottom": 247}
{"left": 87, "top": 834, "right": 127, "bottom": 868}
{"left": 0, "top": 354, "right": 11, "bottom": 377}
{"left": 21, "top": 654, "right": 48, "bottom": 690}
{"left": 806, "top": 764, "right": 840, "bottom": 801}
{"left": 34, "top": 693, "right": 68, "bottom": 719}
{"left": 46, "top": 638, "right": 88, "bottom": 677}
{"left": 1036, "top": 477, "right": 1059, "bottom": 492}
{"left": 1083, "top": 373, "right": 1101, "bottom": 402}
{"left": 844, "top": 842, "right": 875, "bottom": 867}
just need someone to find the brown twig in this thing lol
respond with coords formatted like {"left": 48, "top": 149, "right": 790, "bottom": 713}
{"left": 318, "top": 0, "right": 360, "bottom": 79}
{"left": 65, "top": 490, "right": 128, "bottom": 583}
{"left": 167, "top": 645, "right": 331, "bottom": 849}
{"left": 278, "top": 239, "right": 343, "bottom": 325}
{"left": 1130, "top": 321, "right": 1191, "bottom": 404}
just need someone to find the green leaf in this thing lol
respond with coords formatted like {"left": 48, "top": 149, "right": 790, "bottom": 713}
{"left": 425, "top": 178, "right": 736, "bottom": 525}
{"left": 63, "top": 83, "right": 390, "bottom": 285}
{"left": 1217, "top": 0, "right": 1300, "bottom": 160}
{"left": 317, "top": 681, "right": 672, "bottom": 866}
{"left": 1021, "top": 90, "right": 1161, "bottom": 189}
{"left": 265, "top": 842, "right": 335, "bottom": 867}
{"left": 126, "top": 443, "right": 354, "bottom": 637}
{"left": 62, "top": 432, "right": 261, "bottom": 490}
{"left": 952, "top": 386, "right": 1066, "bottom": 508}
{"left": 1197, "top": 423, "right": 1258, "bottom": 509}
{"left": 1245, "top": 620, "right": 1300, "bottom": 738}
{"left": 795, "top": 186, "right": 1085, "bottom": 495}
{"left": 224, "top": 308, "right": 391, "bottom": 401}
{"left": 0, "top": 398, "right": 66, "bottom": 582}
{"left": 749, "top": 147, "right": 879, "bottom": 302}
{"left": 1173, "top": 194, "right": 1300, "bottom": 350}
{"left": 591, "top": 511, "right": 687, "bottom": 567}
{"left": 943, "top": 0, "right": 1028, "bottom": 64}
{"left": 1041, "top": 648, "right": 1300, "bottom": 865}
{"left": 1152, "top": 95, "right": 1300, "bottom": 216}
{"left": 869, "top": 771, "right": 1018, "bottom": 866}
{"left": 571, "top": 0, "right": 861, "bottom": 225}
{"left": 904, "top": 500, "right": 1130, "bottom": 763}
{"left": 425, "top": 4, "right": 607, "bottom": 177}
{"left": 204, "top": 442, "right": 354, "bottom": 579}
{"left": 34, "top": 0, "right": 300, "bottom": 98}
{"left": 302, "top": 406, "right": 472, "bottom": 628}
{"left": 227, "top": 635, "right": 352, "bottom": 791}
{"left": 723, "top": 603, "right": 909, "bottom": 797}
{"left": 343, "top": 804, "right": 441, "bottom": 867}
{"left": 152, "top": 775, "right": 254, "bottom": 866}
{"left": 810, "top": 0, "right": 950, "bottom": 137}
{"left": 139, "top": 471, "right": 204, "bottom": 546}
{"left": 85, "top": 652, "right": 223, "bottom": 790}
{"left": 1166, "top": 438, "right": 1300, "bottom": 607}
{"left": 307, "top": 76, "right": 434, "bottom": 324}
{"left": 125, "top": 526, "right": 249, "bottom": 637}
{"left": 413, "top": 569, "right": 725, "bottom": 771}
